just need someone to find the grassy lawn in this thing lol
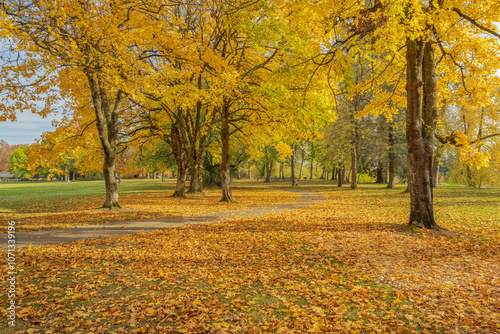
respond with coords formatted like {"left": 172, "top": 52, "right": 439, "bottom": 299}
{"left": 0, "top": 179, "right": 300, "bottom": 232}
{"left": 0, "top": 181, "right": 499, "bottom": 333}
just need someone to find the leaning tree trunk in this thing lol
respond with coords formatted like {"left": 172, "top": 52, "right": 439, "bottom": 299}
{"left": 406, "top": 39, "right": 439, "bottom": 229}
{"left": 85, "top": 69, "right": 123, "bottom": 209}
{"left": 291, "top": 143, "right": 298, "bottom": 186}
{"left": 220, "top": 103, "right": 233, "bottom": 202}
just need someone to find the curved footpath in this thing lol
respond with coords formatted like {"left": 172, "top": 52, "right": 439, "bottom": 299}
{"left": 4, "top": 190, "right": 324, "bottom": 248}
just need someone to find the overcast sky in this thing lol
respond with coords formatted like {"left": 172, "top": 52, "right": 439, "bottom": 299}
{"left": 0, "top": 112, "right": 61, "bottom": 145}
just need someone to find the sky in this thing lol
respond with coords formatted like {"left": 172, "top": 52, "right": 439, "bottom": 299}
{"left": 0, "top": 111, "right": 61, "bottom": 145}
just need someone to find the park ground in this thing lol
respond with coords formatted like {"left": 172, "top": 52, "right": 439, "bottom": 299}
{"left": 0, "top": 179, "right": 499, "bottom": 333}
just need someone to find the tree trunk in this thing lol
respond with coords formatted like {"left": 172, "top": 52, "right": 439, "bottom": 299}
{"left": 431, "top": 144, "right": 445, "bottom": 188}
{"left": 331, "top": 167, "right": 336, "bottom": 180}
{"left": 291, "top": 143, "right": 298, "bottom": 186}
{"left": 376, "top": 164, "right": 384, "bottom": 183}
{"left": 84, "top": 69, "right": 122, "bottom": 209}
{"left": 171, "top": 122, "right": 186, "bottom": 198}
{"left": 309, "top": 160, "right": 313, "bottom": 179}
{"left": 298, "top": 157, "right": 304, "bottom": 179}
{"left": 162, "top": 170, "right": 165, "bottom": 182}
{"left": 188, "top": 145, "right": 205, "bottom": 193}
{"left": 103, "top": 154, "right": 120, "bottom": 208}
{"left": 117, "top": 173, "right": 121, "bottom": 184}
{"left": 220, "top": 103, "right": 233, "bottom": 202}
{"left": 280, "top": 162, "right": 284, "bottom": 179}
{"left": 338, "top": 166, "right": 343, "bottom": 187}
{"left": 406, "top": 39, "right": 439, "bottom": 229}
{"left": 387, "top": 122, "right": 396, "bottom": 189}
{"left": 265, "top": 162, "right": 271, "bottom": 182}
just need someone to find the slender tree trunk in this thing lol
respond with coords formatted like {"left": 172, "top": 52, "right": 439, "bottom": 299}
{"left": 331, "top": 167, "right": 336, "bottom": 180}
{"left": 117, "top": 173, "right": 121, "bottom": 184}
{"left": 387, "top": 122, "right": 396, "bottom": 189}
{"left": 338, "top": 166, "right": 343, "bottom": 187}
{"left": 431, "top": 144, "right": 445, "bottom": 188}
{"left": 351, "top": 126, "right": 358, "bottom": 190}
{"left": 162, "top": 170, "right": 165, "bottom": 182}
{"left": 298, "top": 158, "right": 304, "bottom": 179}
{"left": 220, "top": 103, "right": 233, "bottom": 202}
{"left": 280, "top": 162, "right": 284, "bottom": 179}
{"left": 309, "top": 160, "right": 313, "bottom": 179}
{"left": 171, "top": 122, "right": 186, "bottom": 198}
{"left": 406, "top": 39, "right": 439, "bottom": 229}
{"left": 291, "top": 143, "right": 298, "bottom": 186}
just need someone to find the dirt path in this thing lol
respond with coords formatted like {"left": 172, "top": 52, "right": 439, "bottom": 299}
{"left": 5, "top": 189, "right": 324, "bottom": 248}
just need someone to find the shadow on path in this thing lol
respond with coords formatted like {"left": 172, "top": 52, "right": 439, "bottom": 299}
{"left": 6, "top": 189, "right": 324, "bottom": 248}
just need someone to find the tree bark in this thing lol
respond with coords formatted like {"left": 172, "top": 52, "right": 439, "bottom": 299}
{"left": 298, "top": 156, "right": 304, "bottom": 179}
{"left": 85, "top": 69, "right": 122, "bottom": 209}
{"left": 309, "top": 159, "right": 313, "bottom": 180}
{"left": 387, "top": 122, "right": 396, "bottom": 188}
{"left": 265, "top": 162, "right": 271, "bottom": 182}
{"left": 406, "top": 39, "right": 439, "bottom": 229}
{"left": 162, "top": 170, "right": 165, "bottom": 182}
{"left": 171, "top": 122, "right": 186, "bottom": 198}
{"left": 188, "top": 142, "right": 206, "bottom": 193}
{"left": 376, "top": 164, "right": 384, "bottom": 183}
{"left": 431, "top": 144, "right": 445, "bottom": 188}
{"left": 291, "top": 143, "right": 298, "bottom": 186}
{"left": 220, "top": 102, "right": 233, "bottom": 202}
{"left": 338, "top": 166, "right": 343, "bottom": 187}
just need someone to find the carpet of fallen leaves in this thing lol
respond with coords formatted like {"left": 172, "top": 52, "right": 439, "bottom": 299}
{"left": 0, "top": 187, "right": 300, "bottom": 232}
{"left": 1, "top": 184, "right": 499, "bottom": 333}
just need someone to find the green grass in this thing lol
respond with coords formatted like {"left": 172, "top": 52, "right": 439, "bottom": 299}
{"left": 0, "top": 179, "right": 177, "bottom": 212}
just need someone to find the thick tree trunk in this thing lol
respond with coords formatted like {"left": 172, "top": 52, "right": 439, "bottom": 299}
{"left": 220, "top": 103, "right": 233, "bottom": 202}
{"left": 265, "top": 162, "right": 271, "bottom": 182}
{"left": 188, "top": 146, "right": 205, "bottom": 193}
{"left": 376, "top": 164, "right": 384, "bottom": 183}
{"left": 291, "top": 143, "right": 298, "bottom": 186}
{"left": 103, "top": 154, "right": 120, "bottom": 208}
{"left": 406, "top": 39, "right": 439, "bottom": 229}
{"left": 85, "top": 69, "right": 122, "bottom": 209}
{"left": 387, "top": 122, "right": 396, "bottom": 189}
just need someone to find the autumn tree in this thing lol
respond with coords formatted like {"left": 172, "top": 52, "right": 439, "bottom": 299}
{"left": 0, "top": 0, "right": 155, "bottom": 208}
